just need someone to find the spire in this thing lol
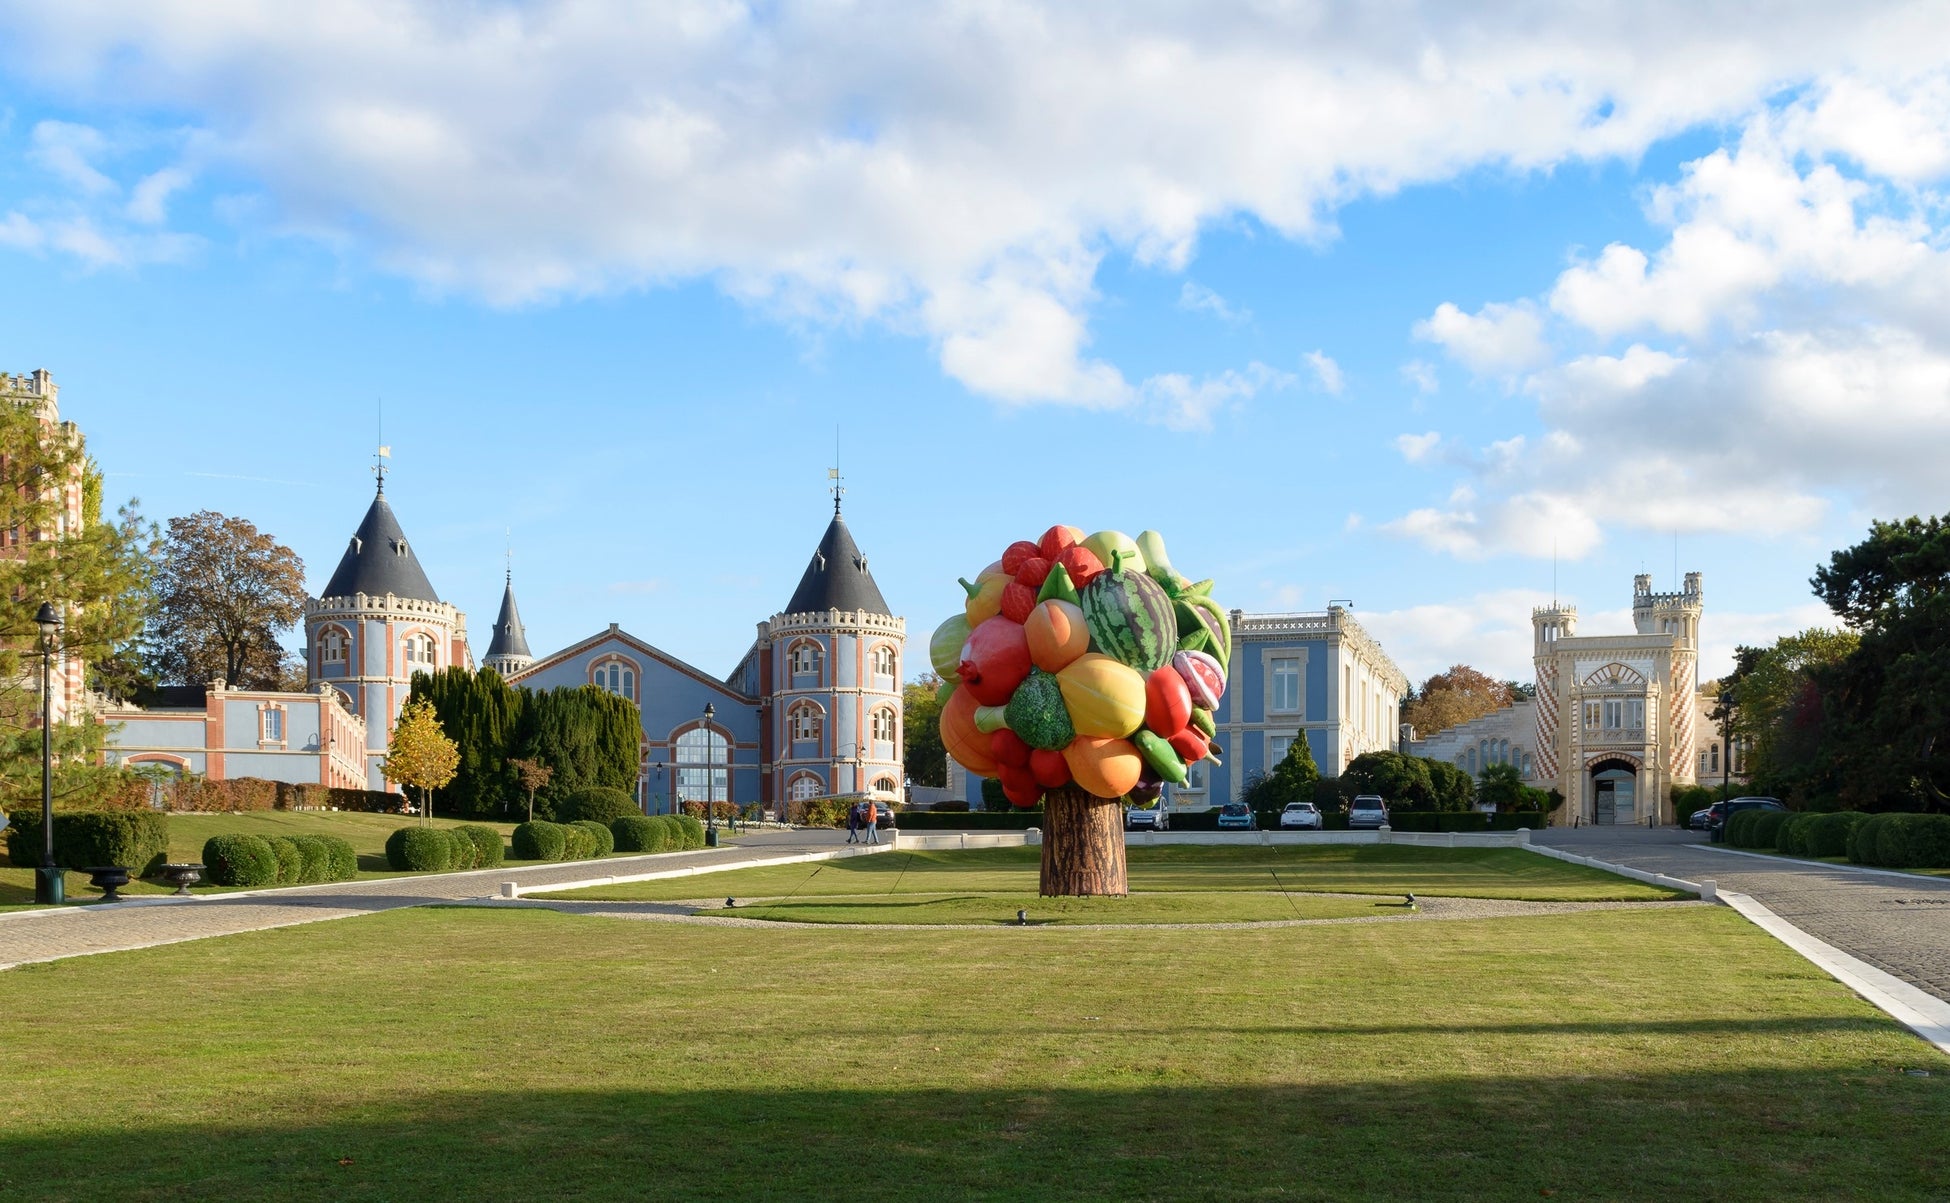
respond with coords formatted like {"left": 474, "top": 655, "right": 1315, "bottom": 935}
{"left": 320, "top": 484, "right": 440, "bottom": 602}
{"left": 484, "top": 569, "right": 532, "bottom": 663}
{"left": 782, "top": 505, "right": 890, "bottom": 617}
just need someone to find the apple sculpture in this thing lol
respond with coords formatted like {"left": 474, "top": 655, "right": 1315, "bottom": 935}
{"left": 933, "top": 525, "right": 1229, "bottom": 897}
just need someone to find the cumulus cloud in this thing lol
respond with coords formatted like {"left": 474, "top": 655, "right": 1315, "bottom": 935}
{"left": 1401, "top": 360, "right": 1440, "bottom": 395}
{"left": 0, "top": 1, "right": 1941, "bottom": 416}
{"left": 1413, "top": 300, "right": 1549, "bottom": 374}
{"left": 1388, "top": 76, "right": 1950, "bottom": 560}
{"left": 1179, "top": 281, "right": 1249, "bottom": 324}
{"left": 1140, "top": 362, "right": 1294, "bottom": 431}
{"left": 1394, "top": 431, "right": 1442, "bottom": 463}
{"left": 1302, "top": 349, "right": 1344, "bottom": 394}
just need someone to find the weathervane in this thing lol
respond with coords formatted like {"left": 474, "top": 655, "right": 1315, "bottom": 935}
{"left": 828, "top": 428, "right": 845, "bottom": 513}
{"left": 373, "top": 398, "right": 390, "bottom": 492}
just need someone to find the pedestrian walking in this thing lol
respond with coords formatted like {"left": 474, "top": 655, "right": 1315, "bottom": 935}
{"left": 865, "top": 798, "right": 880, "bottom": 844}
{"left": 846, "top": 803, "right": 860, "bottom": 843}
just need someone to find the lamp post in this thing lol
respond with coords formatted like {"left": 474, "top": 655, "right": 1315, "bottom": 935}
{"left": 703, "top": 702, "right": 718, "bottom": 847}
{"left": 34, "top": 602, "right": 63, "bottom": 905}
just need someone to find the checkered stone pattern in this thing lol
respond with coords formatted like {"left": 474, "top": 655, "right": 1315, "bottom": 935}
{"left": 1667, "top": 649, "right": 1695, "bottom": 780}
{"left": 1533, "top": 661, "right": 1560, "bottom": 779}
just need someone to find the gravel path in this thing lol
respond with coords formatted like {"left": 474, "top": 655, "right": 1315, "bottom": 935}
{"left": 1537, "top": 827, "right": 1950, "bottom": 1003}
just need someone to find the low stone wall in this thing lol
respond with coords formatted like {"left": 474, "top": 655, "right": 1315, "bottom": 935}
{"left": 1523, "top": 842, "right": 1703, "bottom": 896}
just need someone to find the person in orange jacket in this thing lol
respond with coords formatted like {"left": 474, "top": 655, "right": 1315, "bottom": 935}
{"left": 864, "top": 797, "right": 880, "bottom": 844}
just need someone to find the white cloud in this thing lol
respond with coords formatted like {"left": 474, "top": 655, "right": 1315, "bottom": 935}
{"left": 28, "top": 120, "right": 115, "bottom": 195}
{"left": 1178, "top": 281, "right": 1248, "bottom": 324}
{"left": 127, "top": 167, "right": 191, "bottom": 225}
{"left": 1386, "top": 79, "right": 1950, "bottom": 560}
{"left": 1302, "top": 349, "right": 1344, "bottom": 394}
{"left": 1401, "top": 360, "right": 1439, "bottom": 395}
{"left": 1361, "top": 589, "right": 1560, "bottom": 683}
{"left": 1140, "top": 362, "right": 1294, "bottom": 431}
{"left": 1394, "top": 431, "right": 1441, "bottom": 463}
{"left": 1413, "top": 300, "right": 1549, "bottom": 374}
{"left": 0, "top": 1, "right": 1941, "bottom": 415}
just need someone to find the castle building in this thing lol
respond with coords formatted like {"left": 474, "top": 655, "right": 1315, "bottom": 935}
{"left": 1411, "top": 572, "right": 1717, "bottom": 825}
{"left": 105, "top": 465, "right": 905, "bottom": 813}
{"left": 2, "top": 369, "right": 88, "bottom": 726}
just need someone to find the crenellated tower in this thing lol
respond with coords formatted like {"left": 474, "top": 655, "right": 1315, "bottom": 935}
{"left": 1632, "top": 571, "right": 1703, "bottom": 782}
{"left": 304, "top": 476, "right": 470, "bottom": 790}
{"left": 1530, "top": 603, "right": 1577, "bottom": 783}
{"left": 756, "top": 496, "right": 905, "bottom": 806}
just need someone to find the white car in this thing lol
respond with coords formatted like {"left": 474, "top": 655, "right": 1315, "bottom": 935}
{"left": 1278, "top": 802, "right": 1323, "bottom": 830}
{"left": 1125, "top": 801, "right": 1169, "bottom": 831}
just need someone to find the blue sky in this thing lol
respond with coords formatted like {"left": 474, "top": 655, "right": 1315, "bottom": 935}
{"left": 3, "top": 3, "right": 1946, "bottom": 686}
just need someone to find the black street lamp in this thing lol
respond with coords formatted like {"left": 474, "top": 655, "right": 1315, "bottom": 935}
{"left": 34, "top": 602, "right": 63, "bottom": 905}
{"left": 703, "top": 702, "right": 718, "bottom": 847}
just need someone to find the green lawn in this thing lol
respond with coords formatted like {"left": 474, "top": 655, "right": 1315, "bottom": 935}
{"left": 0, "top": 905, "right": 1943, "bottom": 1200}
{"left": 532, "top": 845, "right": 1686, "bottom": 921}
{"left": 0, "top": 810, "right": 689, "bottom": 907}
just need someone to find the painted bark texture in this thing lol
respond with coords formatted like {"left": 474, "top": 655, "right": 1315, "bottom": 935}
{"left": 1039, "top": 785, "right": 1128, "bottom": 896}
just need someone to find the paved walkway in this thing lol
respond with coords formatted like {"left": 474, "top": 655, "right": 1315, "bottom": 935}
{"left": 1537, "top": 826, "right": 1950, "bottom": 1003}
{"left": 0, "top": 828, "right": 847, "bottom": 970}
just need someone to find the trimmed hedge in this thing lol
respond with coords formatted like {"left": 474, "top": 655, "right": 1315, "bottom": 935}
{"left": 1806, "top": 811, "right": 1864, "bottom": 859}
{"left": 1850, "top": 812, "right": 1950, "bottom": 869}
{"left": 386, "top": 826, "right": 455, "bottom": 873}
{"left": 5, "top": 810, "right": 171, "bottom": 874}
{"left": 559, "top": 787, "right": 640, "bottom": 826}
{"left": 1385, "top": 811, "right": 1489, "bottom": 833}
{"left": 202, "top": 834, "right": 280, "bottom": 887}
{"left": 446, "top": 828, "right": 479, "bottom": 871}
{"left": 455, "top": 824, "right": 504, "bottom": 869}
{"left": 1729, "top": 809, "right": 1793, "bottom": 850}
{"left": 288, "top": 835, "right": 332, "bottom": 884}
{"left": 562, "top": 823, "right": 596, "bottom": 860}
{"left": 512, "top": 820, "right": 568, "bottom": 862}
{"left": 1776, "top": 813, "right": 1820, "bottom": 856}
{"left": 571, "top": 819, "right": 615, "bottom": 856}
{"left": 265, "top": 836, "right": 304, "bottom": 882}
{"left": 611, "top": 815, "right": 667, "bottom": 853}
{"left": 675, "top": 815, "right": 705, "bottom": 850}
{"left": 321, "top": 835, "right": 359, "bottom": 881}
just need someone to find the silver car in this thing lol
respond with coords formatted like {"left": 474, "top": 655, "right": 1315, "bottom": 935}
{"left": 1125, "top": 802, "right": 1169, "bottom": 831}
{"left": 1347, "top": 795, "right": 1388, "bottom": 829}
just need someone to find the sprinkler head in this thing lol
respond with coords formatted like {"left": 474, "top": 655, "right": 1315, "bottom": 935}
{"left": 1017, "top": 909, "right": 1027, "bottom": 926}
{"left": 726, "top": 897, "right": 736, "bottom": 908}
{"left": 1404, "top": 892, "right": 1417, "bottom": 908}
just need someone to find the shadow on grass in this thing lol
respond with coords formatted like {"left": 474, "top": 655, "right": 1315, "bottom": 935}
{"left": 1, "top": 1073, "right": 1944, "bottom": 1202}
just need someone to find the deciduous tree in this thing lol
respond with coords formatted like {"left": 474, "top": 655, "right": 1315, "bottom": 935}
{"left": 146, "top": 511, "right": 306, "bottom": 690}
{"left": 1403, "top": 665, "right": 1514, "bottom": 737}
{"left": 381, "top": 697, "right": 460, "bottom": 821}
{"left": 509, "top": 756, "right": 553, "bottom": 823}
{"left": 902, "top": 673, "right": 946, "bottom": 789}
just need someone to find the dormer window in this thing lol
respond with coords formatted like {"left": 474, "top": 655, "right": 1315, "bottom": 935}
{"left": 394, "top": 539, "right": 408, "bottom": 556}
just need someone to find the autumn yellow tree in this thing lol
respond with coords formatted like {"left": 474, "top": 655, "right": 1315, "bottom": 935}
{"left": 1403, "top": 664, "right": 1515, "bottom": 738}
{"left": 381, "top": 698, "right": 459, "bottom": 822}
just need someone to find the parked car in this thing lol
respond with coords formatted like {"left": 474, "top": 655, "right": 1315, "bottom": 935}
{"left": 1347, "top": 795, "right": 1389, "bottom": 830}
{"left": 1709, "top": 796, "right": 1785, "bottom": 839}
{"left": 1217, "top": 802, "right": 1256, "bottom": 830}
{"left": 1689, "top": 806, "right": 1716, "bottom": 831}
{"left": 1125, "top": 801, "right": 1170, "bottom": 831}
{"left": 1278, "top": 802, "right": 1323, "bottom": 830}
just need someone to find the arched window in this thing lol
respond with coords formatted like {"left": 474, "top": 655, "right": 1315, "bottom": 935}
{"left": 788, "top": 701, "right": 823, "bottom": 743}
{"left": 789, "top": 773, "right": 824, "bottom": 801}
{"left": 871, "top": 706, "right": 897, "bottom": 743}
{"left": 789, "top": 640, "right": 822, "bottom": 678}
{"left": 871, "top": 644, "right": 897, "bottom": 680}
{"left": 1466, "top": 747, "right": 1477, "bottom": 772}
{"left": 403, "top": 632, "right": 437, "bottom": 666}
{"left": 873, "top": 776, "right": 899, "bottom": 797}
{"left": 1521, "top": 752, "right": 1533, "bottom": 777}
{"left": 317, "top": 627, "right": 348, "bottom": 671}
{"left": 592, "top": 657, "right": 637, "bottom": 702}
{"left": 675, "top": 725, "right": 728, "bottom": 805}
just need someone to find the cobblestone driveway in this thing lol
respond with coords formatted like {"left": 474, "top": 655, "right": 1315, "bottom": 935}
{"left": 1538, "top": 826, "right": 1950, "bottom": 1003}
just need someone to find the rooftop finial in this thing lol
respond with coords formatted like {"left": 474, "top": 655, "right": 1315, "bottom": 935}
{"left": 505, "top": 527, "right": 513, "bottom": 582}
{"left": 828, "top": 429, "right": 845, "bottom": 514}
{"left": 373, "top": 398, "right": 390, "bottom": 492}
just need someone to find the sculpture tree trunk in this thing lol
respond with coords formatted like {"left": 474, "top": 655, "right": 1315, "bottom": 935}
{"left": 1039, "top": 785, "right": 1128, "bottom": 897}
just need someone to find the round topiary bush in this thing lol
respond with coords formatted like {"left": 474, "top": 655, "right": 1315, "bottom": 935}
{"left": 1742, "top": 810, "right": 1792, "bottom": 850}
{"left": 561, "top": 822, "right": 596, "bottom": 860}
{"left": 570, "top": 819, "right": 615, "bottom": 856}
{"left": 1806, "top": 811, "right": 1863, "bottom": 859}
{"left": 456, "top": 824, "right": 504, "bottom": 868}
{"left": 265, "top": 835, "right": 304, "bottom": 883}
{"left": 558, "top": 787, "right": 640, "bottom": 826}
{"left": 675, "top": 814, "right": 705, "bottom": 850}
{"left": 1847, "top": 813, "right": 1890, "bottom": 864}
{"left": 287, "top": 835, "right": 332, "bottom": 884}
{"left": 202, "top": 833, "right": 280, "bottom": 887}
{"left": 445, "top": 828, "right": 479, "bottom": 871}
{"left": 319, "top": 835, "right": 360, "bottom": 881}
{"left": 386, "top": 826, "right": 455, "bottom": 873}
{"left": 1776, "top": 813, "right": 1818, "bottom": 856}
{"left": 611, "top": 815, "right": 666, "bottom": 853}
{"left": 512, "top": 820, "right": 567, "bottom": 862}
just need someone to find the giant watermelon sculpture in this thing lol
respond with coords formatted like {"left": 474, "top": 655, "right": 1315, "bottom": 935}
{"left": 935, "top": 525, "right": 1229, "bottom": 896}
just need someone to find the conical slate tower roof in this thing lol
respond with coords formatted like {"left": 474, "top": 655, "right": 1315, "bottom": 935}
{"left": 782, "top": 503, "right": 891, "bottom": 616}
{"left": 321, "top": 487, "right": 441, "bottom": 603}
{"left": 484, "top": 573, "right": 531, "bottom": 659}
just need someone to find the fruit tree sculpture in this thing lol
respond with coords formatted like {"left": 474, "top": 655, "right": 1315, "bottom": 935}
{"left": 934, "top": 526, "right": 1228, "bottom": 896}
